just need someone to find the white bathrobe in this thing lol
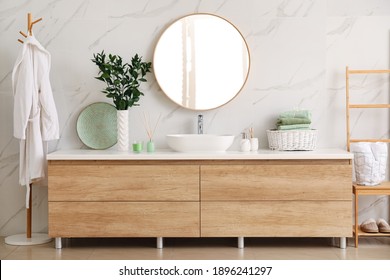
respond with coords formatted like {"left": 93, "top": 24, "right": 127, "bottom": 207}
{"left": 12, "top": 34, "right": 59, "bottom": 208}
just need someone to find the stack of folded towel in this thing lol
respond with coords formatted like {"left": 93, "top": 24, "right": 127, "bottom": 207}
{"left": 276, "top": 110, "right": 312, "bottom": 130}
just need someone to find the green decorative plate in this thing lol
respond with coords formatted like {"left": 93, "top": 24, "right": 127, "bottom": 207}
{"left": 76, "top": 102, "right": 117, "bottom": 149}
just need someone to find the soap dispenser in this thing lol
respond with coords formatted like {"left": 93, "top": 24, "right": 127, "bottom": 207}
{"left": 240, "top": 132, "right": 251, "bottom": 152}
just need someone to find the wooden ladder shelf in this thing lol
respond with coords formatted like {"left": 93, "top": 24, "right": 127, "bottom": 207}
{"left": 346, "top": 66, "right": 390, "bottom": 247}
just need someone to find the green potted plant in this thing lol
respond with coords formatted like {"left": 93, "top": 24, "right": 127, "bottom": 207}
{"left": 92, "top": 51, "right": 152, "bottom": 151}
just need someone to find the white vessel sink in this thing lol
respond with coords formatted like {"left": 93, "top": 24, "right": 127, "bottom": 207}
{"left": 166, "top": 134, "right": 235, "bottom": 152}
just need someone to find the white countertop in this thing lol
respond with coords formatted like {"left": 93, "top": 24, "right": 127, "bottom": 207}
{"left": 47, "top": 148, "right": 353, "bottom": 160}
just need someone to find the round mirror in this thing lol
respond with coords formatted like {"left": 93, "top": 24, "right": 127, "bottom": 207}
{"left": 153, "top": 14, "right": 250, "bottom": 111}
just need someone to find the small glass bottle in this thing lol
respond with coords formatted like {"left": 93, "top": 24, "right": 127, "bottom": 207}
{"left": 147, "top": 141, "right": 155, "bottom": 153}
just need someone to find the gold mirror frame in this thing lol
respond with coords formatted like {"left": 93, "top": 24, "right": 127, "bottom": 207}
{"left": 153, "top": 13, "right": 251, "bottom": 111}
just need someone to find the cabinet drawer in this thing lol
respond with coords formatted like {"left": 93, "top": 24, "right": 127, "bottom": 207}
{"left": 201, "top": 201, "right": 352, "bottom": 237}
{"left": 48, "top": 164, "right": 199, "bottom": 201}
{"left": 201, "top": 164, "right": 352, "bottom": 200}
{"left": 49, "top": 202, "right": 199, "bottom": 237}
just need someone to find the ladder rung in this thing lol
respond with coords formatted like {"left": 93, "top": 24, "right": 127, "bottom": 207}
{"left": 350, "top": 139, "right": 390, "bottom": 143}
{"left": 349, "top": 104, "right": 390, "bottom": 108}
{"left": 348, "top": 69, "right": 390, "bottom": 74}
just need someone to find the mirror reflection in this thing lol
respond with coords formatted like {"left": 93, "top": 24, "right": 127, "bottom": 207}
{"left": 154, "top": 14, "right": 250, "bottom": 110}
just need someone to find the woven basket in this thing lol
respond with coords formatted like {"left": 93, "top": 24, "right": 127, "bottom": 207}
{"left": 266, "top": 129, "right": 317, "bottom": 151}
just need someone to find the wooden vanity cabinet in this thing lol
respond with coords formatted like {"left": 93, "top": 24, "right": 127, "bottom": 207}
{"left": 48, "top": 161, "right": 200, "bottom": 238}
{"left": 48, "top": 157, "right": 352, "bottom": 248}
{"left": 201, "top": 160, "right": 352, "bottom": 237}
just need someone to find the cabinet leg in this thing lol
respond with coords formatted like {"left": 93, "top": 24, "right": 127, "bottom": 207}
{"left": 55, "top": 237, "right": 62, "bottom": 249}
{"left": 238, "top": 237, "right": 244, "bottom": 249}
{"left": 157, "top": 237, "right": 163, "bottom": 249}
{"left": 339, "top": 237, "right": 346, "bottom": 249}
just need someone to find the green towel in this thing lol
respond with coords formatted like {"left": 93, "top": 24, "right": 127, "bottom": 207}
{"left": 276, "top": 117, "right": 311, "bottom": 125}
{"left": 279, "top": 110, "right": 311, "bottom": 120}
{"left": 277, "top": 124, "right": 311, "bottom": 130}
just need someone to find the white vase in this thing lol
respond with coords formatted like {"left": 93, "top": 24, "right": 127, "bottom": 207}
{"left": 117, "top": 110, "right": 129, "bottom": 151}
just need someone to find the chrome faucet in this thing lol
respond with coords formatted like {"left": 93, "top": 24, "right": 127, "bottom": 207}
{"left": 198, "top": 114, "right": 203, "bottom": 134}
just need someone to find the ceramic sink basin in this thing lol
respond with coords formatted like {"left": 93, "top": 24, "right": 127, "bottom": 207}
{"left": 166, "top": 134, "right": 235, "bottom": 152}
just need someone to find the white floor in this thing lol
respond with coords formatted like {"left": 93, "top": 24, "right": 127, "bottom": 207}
{"left": 1, "top": 236, "right": 390, "bottom": 260}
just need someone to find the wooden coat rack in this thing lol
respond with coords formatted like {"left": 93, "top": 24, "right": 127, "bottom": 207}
{"left": 5, "top": 13, "right": 52, "bottom": 246}
{"left": 17, "top": 13, "right": 42, "bottom": 43}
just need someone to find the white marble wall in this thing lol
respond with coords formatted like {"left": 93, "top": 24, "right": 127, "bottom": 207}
{"left": 1, "top": 0, "right": 389, "bottom": 236}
